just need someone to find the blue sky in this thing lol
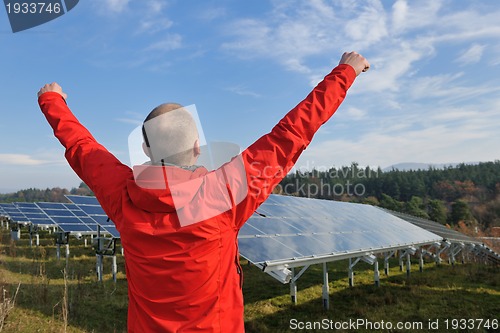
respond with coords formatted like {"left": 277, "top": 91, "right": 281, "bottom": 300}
{"left": 1, "top": 0, "right": 500, "bottom": 192}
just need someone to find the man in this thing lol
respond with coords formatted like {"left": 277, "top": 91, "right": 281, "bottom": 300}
{"left": 38, "top": 51, "right": 369, "bottom": 332}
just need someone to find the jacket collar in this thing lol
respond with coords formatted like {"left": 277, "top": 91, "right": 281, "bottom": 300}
{"left": 127, "top": 164, "right": 208, "bottom": 213}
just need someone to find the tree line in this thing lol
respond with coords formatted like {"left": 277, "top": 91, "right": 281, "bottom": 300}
{"left": 2, "top": 162, "right": 500, "bottom": 231}
{"left": 277, "top": 161, "right": 500, "bottom": 230}
{"left": 0, "top": 182, "right": 93, "bottom": 203}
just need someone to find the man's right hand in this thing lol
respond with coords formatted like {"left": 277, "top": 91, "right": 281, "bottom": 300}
{"left": 339, "top": 52, "right": 370, "bottom": 76}
{"left": 38, "top": 82, "right": 67, "bottom": 100}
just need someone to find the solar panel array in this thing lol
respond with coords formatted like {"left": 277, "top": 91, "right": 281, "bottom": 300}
{"left": 35, "top": 202, "right": 97, "bottom": 233}
{"left": 13, "top": 202, "right": 56, "bottom": 227}
{"left": 65, "top": 195, "right": 120, "bottom": 238}
{"left": 380, "top": 208, "right": 482, "bottom": 244}
{"left": 1, "top": 194, "right": 495, "bottom": 268}
{"left": 239, "top": 195, "right": 442, "bottom": 269}
{"left": 0, "top": 198, "right": 119, "bottom": 238}
{"left": 0, "top": 203, "right": 30, "bottom": 224}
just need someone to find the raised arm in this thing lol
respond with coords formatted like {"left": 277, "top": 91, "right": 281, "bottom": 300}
{"left": 235, "top": 52, "right": 369, "bottom": 226}
{"left": 37, "top": 83, "right": 132, "bottom": 222}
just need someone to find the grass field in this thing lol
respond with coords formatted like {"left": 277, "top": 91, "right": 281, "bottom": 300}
{"left": 0, "top": 228, "right": 498, "bottom": 332}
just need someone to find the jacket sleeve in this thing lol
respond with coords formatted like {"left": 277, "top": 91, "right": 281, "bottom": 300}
{"left": 38, "top": 92, "right": 132, "bottom": 223}
{"left": 234, "top": 64, "right": 357, "bottom": 227}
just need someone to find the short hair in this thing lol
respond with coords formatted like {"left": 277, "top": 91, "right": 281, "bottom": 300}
{"left": 142, "top": 103, "right": 199, "bottom": 166}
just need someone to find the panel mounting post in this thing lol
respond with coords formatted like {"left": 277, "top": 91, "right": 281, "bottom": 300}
{"left": 406, "top": 252, "right": 411, "bottom": 278}
{"left": 384, "top": 251, "right": 395, "bottom": 276}
{"left": 348, "top": 258, "right": 354, "bottom": 287}
{"left": 419, "top": 249, "right": 424, "bottom": 272}
{"left": 112, "top": 255, "right": 117, "bottom": 283}
{"left": 322, "top": 263, "right": 329, "bottom": 310}
{"left": 290, "top": 268, "right": 297, "bottom": 304}
{"left": 399, "top": 251, "right": 404, "bottom": 272}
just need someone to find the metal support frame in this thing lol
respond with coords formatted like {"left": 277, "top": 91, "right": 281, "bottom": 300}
{"left": 397, "top": 247, "right": 416, "bottom": 278}
{"left": 419, "top": 248, "right": 424, "bottom": 272}
{"left": 464, "top": 243, "right": 477, "bottom": 263}
{"left": 28, "top": 223, "right": 40, "bottom": 247}
{"left": 348, "top": 254, "right": 378, "bottom": 287}
{"left": 374, "top": 260, "right": 380, "bottom": 287}
{"left": 348, "top": 257, "right": 360, "bottom": 287}
{"left": 436, "top": 241, "right": 451, "bottom": 265}
{"left": 322, "top": 263, "right": 329, "bottom": 310}
{"left": 399, "top": 251, "right": 404, "bottom": 272}
{"left": 406, "top": 252, "right": 411, "bottom": 278}
{"left": 289, "top": 265, "right": 310, "bottom": 304}
{"left": 9, "top": 220, "right": 20, "bottom": 241}
{"left": 54, "top": 231, "right": 70, "bottom": 261}
{"left": 449, "top": 243, "right": 465, "bottom": 266}
{"left": 384, "top": 251, "right": 396, "bottom": 276}
{"left": 257, "top": 261, "right": 331, "bottom": 310}
{"left": 93, "top": 226, "right": 118, "bottom": 282}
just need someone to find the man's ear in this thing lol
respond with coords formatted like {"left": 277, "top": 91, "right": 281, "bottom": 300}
{"left": 142, "top": 142, "right": 152, "bottom": 158}
{"left": 193, "top": 139, "right": 201, "bottom": 157}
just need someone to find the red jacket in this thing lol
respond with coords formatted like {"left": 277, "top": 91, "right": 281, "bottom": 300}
{"left": 38, "top": 64, "right": 356, "bottom": 332}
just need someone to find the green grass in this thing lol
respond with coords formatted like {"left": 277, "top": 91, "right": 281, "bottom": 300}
{"left": 0, "top": 227, "right": 498, "bottom": 332}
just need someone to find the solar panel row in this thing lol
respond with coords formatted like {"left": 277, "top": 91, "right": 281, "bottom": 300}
{"left": 65, "top": 195, "right": 120, "bottom": 238}
{"left": 239, "top": 195, "right": 442, "bottom": 269}
{"left": 1, "top": 194, "right": 496, "bottom": 270}
{"left": 0, "top": 203, "right": 30, "bottom": 224}
{"left": 380, "top": 208, "right": 482, "bottom": 244}
{"left": 0, "top": 199, "right": 119, "bottom": 238}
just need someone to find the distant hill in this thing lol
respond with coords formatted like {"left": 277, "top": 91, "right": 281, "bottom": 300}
{"left": 383, "top": 162, "right": 479, "bottom": 172}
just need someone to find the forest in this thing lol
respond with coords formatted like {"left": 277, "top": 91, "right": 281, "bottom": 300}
{"left": 1, "top": 162, "right": 500, "bottom": 232}
{"left": 277, "top": 161, "right": 500, "bottom": 232}
{"left": 0, "top": 182, "right": 92, "bottom": 203}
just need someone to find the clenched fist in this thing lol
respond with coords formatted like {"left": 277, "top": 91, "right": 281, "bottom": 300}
{"left": 38, "top": 82, "right": 67, "bottom": 100}
{"left": 339, "top": 52, "right": 370, "bottom": 76}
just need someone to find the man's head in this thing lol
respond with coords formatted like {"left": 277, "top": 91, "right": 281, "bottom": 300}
{"left": 142, "top": 103, "right": 200, "bottom": 166}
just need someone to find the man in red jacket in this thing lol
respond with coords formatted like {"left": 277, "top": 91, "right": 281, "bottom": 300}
{"left": 38, "top": 51, "right": 369, "bottom": 332}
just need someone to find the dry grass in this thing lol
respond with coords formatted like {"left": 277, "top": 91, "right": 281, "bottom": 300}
{"left": 0, "top": 228, "right": 498, "bottom": 332}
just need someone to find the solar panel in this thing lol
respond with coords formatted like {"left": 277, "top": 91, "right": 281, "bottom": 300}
{"left": 0, "top": 203, "right": 29, "bottom": 223}
{"left": 12, "top": 202, "right": 55, "bottom": 227}
{"left": 65, "top": 195, "right": 120, "bottom": 238}
{"left": 380, "top": 208, "right": 481, "bottom": 244}
{"left": 238, "top": 195, "right": 442, "bottom": 270}
{"left": 35, "top": 202, "right": 95, "bottom": 234}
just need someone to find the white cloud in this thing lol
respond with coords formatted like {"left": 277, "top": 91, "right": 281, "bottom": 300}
{"left": 344, "top": 107, "right": 366, "bottom": 120}
{"left": 296, "top": 93, "right": 500, "bottom": 170}
{"left": 344, "top": 1, "right": 388, "bottom": 45}
{"left": 136, "top": 18, "right": 173, "bottom": 35}
{"left": 135, "top": 0, "right": 174, "bottom": 35}
{"left": 224, "top": 85, "right": 261, "bottom": 98}
{"left": 101, "top": 0, "right": 130, "bottom": 13}
{"left": 298, "top": 121, "right": 499, "bottom": 169}
{"left": 391, "top": 0, "right": 408, "bottom": 32}
{"left": 115, "top": 111, "right": 144, "bottom": 126}
{"left": 146, "top": 0, "right": 167, "bottom": 13}
{"left": 354, "top": 41, "right": 432, "bottom": 94}
{"left": 0, "top": 154, "right": 63, "bottom": 166}
{"left": 455, "top": 44, "right": 486, "bottom": 66}
{"left": 222, "top": 1, "right": 344, "bottom": 75}
{"left": 196, "top": 7, "right": 227, "bottom": 21}
{"left": 146, "top": 33, "right": 182, "bottom": 51}
{"left": 390, "top": 0, "right": 444, "bottom": 34}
